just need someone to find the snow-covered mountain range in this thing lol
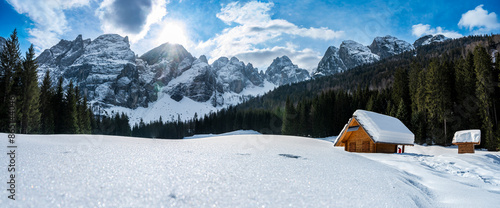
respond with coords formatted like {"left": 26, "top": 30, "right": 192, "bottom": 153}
{"left": 33, "top": 34, "right": 311, "bottom": 124}
{"left": 313, "top": 35, "right": 415, "bottom": 77}
{"left": 0, "top": 33, "right": 450, "bottom": 124}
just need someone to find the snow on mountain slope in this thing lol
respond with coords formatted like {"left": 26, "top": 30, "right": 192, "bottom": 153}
{"left": 313, "top": 36, "right": 413, "bottom": 77}
{"left": 313, "top": 46, "right": 346, "bottom": 77}
{"left": 105, "top": 80, "right": 276, "bottom": 126}
{"left": 339, "top": 40, "right": 380, "bottom": 69}
{"left": 265, "top": 56, "right": 310, "bottom": 85}
{"left": 413, "top": 34, "right": 450, "bottom": 48}
{"left": 0, "top": 133, "right": 447, "bottom": 207}
{"left": 369, "top": 35, "right": 415, "bottom": 59}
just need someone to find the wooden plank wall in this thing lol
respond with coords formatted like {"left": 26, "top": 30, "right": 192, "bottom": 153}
{"left": 458, "top": 143, "right": 475, "bottom": 154}
{"left": 375, "top": 143, "right": 397, "bottom": 153}
{"left": 345, "top": 127, "right": 374, "bottom": 153}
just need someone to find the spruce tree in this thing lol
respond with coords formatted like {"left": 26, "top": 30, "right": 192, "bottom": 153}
{"left": 64, "top": 80, "right": 80, "bottom": 134}
{"left": 0, "top": 29, "right": 22, "bottom": 132}
{"left": 396, "top": 98, "right": 410, "bottom": 126}
{"left": 40, "top": 70, "right": 54, "bottom": 133}
{"left": 20, "top": 45, "right": 41, "bottom": 133}
{"left": 282, "top": 96, "right": 297, "bottom": 135}
{"left": 53, "top": 77, "right": 64, "bottom": 133}
{"left": 425, "top": 60, "right": 443, "bottom": 144}
{"left": 79, "top": 96, "right": 92, "bottom": 134}
{"left": 473, "top": 45, "right": 496, "bottom": 150}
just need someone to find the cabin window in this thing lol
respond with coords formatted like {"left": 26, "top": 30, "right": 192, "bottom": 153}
{"left": 349, "top": 142, "right": 356, "bottom": 152}
{"left": 361, "top": 141, "right": 370, "bottom": 152}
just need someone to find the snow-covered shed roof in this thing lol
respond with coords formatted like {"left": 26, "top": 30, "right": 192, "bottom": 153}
{"left": 452, "top": 129, "right": 481, "bottom": 144}
{"left": 334, "top": 110, "right": 414, "bottom": 145}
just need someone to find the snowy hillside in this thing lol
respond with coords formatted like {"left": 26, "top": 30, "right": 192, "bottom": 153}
{"left": 1, "top": 133, "right": 499, "bottom": 207}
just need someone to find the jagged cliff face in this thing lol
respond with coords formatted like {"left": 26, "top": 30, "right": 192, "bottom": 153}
{"left": 313, "top": 36, "right": 414, "bottom": 78}
{"left": 265, "top": 56, "right": 310, "bottom": 85}
{"left": 339, "top": 40, "right": 380, "bottom": 69}
{"left": 37, "top": 34, "right": 151, "bottom": 109}
{"left": 35, "top": 34, "right": 312, "bottom": 116}
{"left": 313, "top": 46, "right": 346, "bottom": 77}
{"left": 369, "top": 35, "right": 415, "bottom": 59}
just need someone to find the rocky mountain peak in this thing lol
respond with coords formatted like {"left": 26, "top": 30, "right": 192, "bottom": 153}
{"left": 313, "top": 46, "right": 346, "bottom": 77}
{"left": 369, "top": 35, "right": 414, "bottom": 59}
{"left": 265, "top": 55, "right": 310, "bottom": 85}
{"left": 139, "top": 42, "right": 192, "bottom": 65}
{"left": 339, "top": 40, "right": 380, "bottom": 69}
{"left": 413, "top": 34, "right": 450, "bottom": 48}
{"left": 198, "top": 55, "right": 208, "bottom": 64}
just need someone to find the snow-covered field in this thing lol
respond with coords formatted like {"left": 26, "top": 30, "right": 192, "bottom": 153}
{"left": 1, "top": 133, "right": 499, "bottom": 207}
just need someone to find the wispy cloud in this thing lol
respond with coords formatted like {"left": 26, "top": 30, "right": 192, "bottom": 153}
{"left": 411, "top": 23, "right": 462, "bottom": 39}
{"left": 458, "top": 4, "right": 500, "bottom": 33}
{"left": 196, "top": 1, "right": 343, "bottom": 70}
{"left": 6, "top": 0, "right": 90, "bottom": 52}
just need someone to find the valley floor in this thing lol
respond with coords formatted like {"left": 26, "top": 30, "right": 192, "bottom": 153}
{"left": 0, "top": 133, "right": 499, "bottom": 207}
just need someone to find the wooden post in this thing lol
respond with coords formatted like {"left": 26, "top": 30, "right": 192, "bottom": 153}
{"left": 402, "top": 145, "right": 405, "bottom": 153}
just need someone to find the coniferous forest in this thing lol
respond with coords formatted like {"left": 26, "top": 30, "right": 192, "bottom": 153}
{"left": 1, "top": 29, "right": 499, "bottom": 151}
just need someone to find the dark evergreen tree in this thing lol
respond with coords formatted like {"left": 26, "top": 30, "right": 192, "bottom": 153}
{"left": 64, "top": 80, "right": 80, "bottom": 134}
{"left": 473, "top": 45, "right": 497, "bottom": 150}
{"left": 20, "top": 45, "right": 40, "bottom": 133}
{"left": 79, "top": 96, "right": 92, "bottom": 134}
{"left": 39, "top": 70, "right": 54, "bottom": 133}
{"left": 53, "top": 77, "right": 64, "bottom": 133}
{"left": 0, "top": 29, "right": 22, "bottom": 132}
{"left": 396, "top": 98, "right": 410, "bottom": 126}
{"left": 282, "top": 96, "right": 297, "bottom": 135}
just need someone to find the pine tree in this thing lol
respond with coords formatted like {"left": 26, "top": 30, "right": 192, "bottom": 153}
{"left": 53, "top": 77, "right": 64, "bottom": 133}
{"left": 20, "top": 45, "right": 41, "bottom": 133}
{"left": 0, "top": 29, "right": 22, "bottom": 132}
{"left": 425, "top": 60, "right": 443, "bottom": 144}
{"left": 282, "top": 96, "right": 297, "bottom": 135}
{"left": 473, "top": 45, "right": 497, "bottom": 150}
{"left": 64, "top": 80, "right": 80, "bottom": 134}
{"left": 79, "top": 96, "right": 91, "bottom": 134}
{"left": 39, "top": 70, "right": 54, "bottom": 133}
{"left": 396, "top": 98, "right": 410, "bottom": 126}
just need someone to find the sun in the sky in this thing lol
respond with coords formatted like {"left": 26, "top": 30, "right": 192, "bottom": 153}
{"left": 156, "top": 21, "right": 189, "bottom": 46}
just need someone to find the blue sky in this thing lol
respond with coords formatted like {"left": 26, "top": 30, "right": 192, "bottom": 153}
{"left": 1, "top": 0, "right": 500, "bottom": 70}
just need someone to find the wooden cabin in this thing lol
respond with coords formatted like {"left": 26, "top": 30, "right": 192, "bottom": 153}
{"left": 452, "top": 130, "right": 481, "bottom": 154}
{"left": 333, "top": 110, "right": 415, "bottom": 153}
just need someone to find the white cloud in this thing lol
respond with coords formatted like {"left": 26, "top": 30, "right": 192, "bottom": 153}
{"left": 197, "top": 1, "right": 343, "bottom": 70}
{"left": 458, "top": 4, "right": 500, "bottom": 32}
{"left": 6, "top": 0, "right": 90, "bottom": 52}
{"left": 96, "top": 0, "right": 168, "bottom": 43}
{"left": 411, "top": 23, "right": 462, "bottom": 39}
{"left": 234, "top": 45, "right": 322, "bottom": 72}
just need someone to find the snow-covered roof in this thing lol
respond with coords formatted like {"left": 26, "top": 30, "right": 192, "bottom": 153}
{"left": 452, "top": 129, "right": 481, "bottom": 144}
{"left": 334, "top": 110, "right": 414, "bottom": 145}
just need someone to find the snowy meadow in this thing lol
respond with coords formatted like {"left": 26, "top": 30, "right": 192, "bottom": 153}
{"left": 1, "top": 132, "right": 499, "bottom": 207}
